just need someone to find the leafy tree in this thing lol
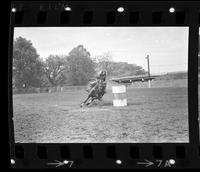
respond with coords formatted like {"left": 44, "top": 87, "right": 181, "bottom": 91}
{"left": 44, "top": 55, "right": 66, "bottom": 87}
{"left": 13, "top": 37, "right": 44, "bottom": 89}
{"left": 94, "top": 52, "right": 146, "bottom": 77}
{"left": 65, "top": 45, "right": 95, "bottom": 85}
{"left": 94, "top": 51, "right": 146, "bottom": 78}
{"left": 107, "top": 62, "right": 146, "bottom": 77}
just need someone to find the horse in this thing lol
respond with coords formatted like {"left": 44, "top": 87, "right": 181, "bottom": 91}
{"left": 80, "top": 79, "right": 107, "bottom": 107}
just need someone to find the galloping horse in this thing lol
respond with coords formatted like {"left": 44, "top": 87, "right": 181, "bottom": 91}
{"left": 80, "top": 78, "right": 107, "bottom": 107}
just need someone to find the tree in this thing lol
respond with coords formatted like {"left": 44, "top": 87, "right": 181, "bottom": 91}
{"left": 94, "top": 52, "right": 146, "bottom": 78}
{"left": 65, "top": 45, "right": 95, "bottom": 85}
{"left": 44, "top": 55, "right": 66, "bottom": 87}
{"left": 105, "top": 61, "right": 146, "bottom": 77}
{"left": 13, "top": 37, "right": 44, "bottom": 89}
{"left": 94, "top": 51, "right": 114, "bottom": 77}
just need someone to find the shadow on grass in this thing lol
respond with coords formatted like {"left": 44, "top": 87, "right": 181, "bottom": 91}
{"left": 101, "top": 101, "right": 143, "bottom": 107}
{"left": 101, "top": 102, "right": 113, "bottom": 106}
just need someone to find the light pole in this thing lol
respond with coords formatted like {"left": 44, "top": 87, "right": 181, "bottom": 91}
{"left": 146, "top": 55, "right": 151, "bottom": 88}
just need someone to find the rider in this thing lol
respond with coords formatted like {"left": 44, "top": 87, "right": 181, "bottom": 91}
{"left": 97, "top": 70, "right": 106, "bottom": 82}
{"left": 81, "top": 70, "right": 107, "bottom": 107}
{"left": 95, "top": 70, "right": 107, "bottom": 99}
{"left": 86, "top": 70, "right": 107, "bottom": 93}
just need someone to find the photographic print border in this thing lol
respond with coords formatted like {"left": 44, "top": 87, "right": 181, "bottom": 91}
{"left": 8, "top": 1, "right": 200, "bottom": 169}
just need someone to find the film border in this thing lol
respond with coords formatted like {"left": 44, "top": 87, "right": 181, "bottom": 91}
{"left": 8, "top": 1, "right": 200, "bottom": 169}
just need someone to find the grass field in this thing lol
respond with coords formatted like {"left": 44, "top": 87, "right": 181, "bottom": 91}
{"left": 13, "top": 81, "right": 189, "bottom": 143}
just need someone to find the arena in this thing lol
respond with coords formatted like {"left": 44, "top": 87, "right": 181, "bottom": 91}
{"left": 13, "top": 79, "right": 189, "bottom": 143}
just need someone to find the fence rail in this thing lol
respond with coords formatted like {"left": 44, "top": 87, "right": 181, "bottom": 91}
{"left": 13, "top": 85, "right": 86, "bottom": 94}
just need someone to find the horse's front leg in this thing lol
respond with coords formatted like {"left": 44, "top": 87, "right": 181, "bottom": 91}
{"left": 80, "top": 95, "right": 91, "bottom": 107}
{"left": 86, "top": 97, "right": 96, "bottom": 106}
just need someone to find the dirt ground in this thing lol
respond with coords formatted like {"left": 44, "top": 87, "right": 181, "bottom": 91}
{"left": 13, "top": 85, "right": 189, "bottom": 143}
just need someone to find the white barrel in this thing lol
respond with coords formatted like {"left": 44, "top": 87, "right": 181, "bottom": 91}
{"left": 112, "top": 85, "right": 127, "bottom": 107}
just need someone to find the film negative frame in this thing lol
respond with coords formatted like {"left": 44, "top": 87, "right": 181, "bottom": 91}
{"left": 8, "top": 1, "right": 200, "bottom": 169}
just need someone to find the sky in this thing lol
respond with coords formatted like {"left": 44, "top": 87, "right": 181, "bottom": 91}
{"left": 14, "top": 27, "right": 188, "bottom": 74}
